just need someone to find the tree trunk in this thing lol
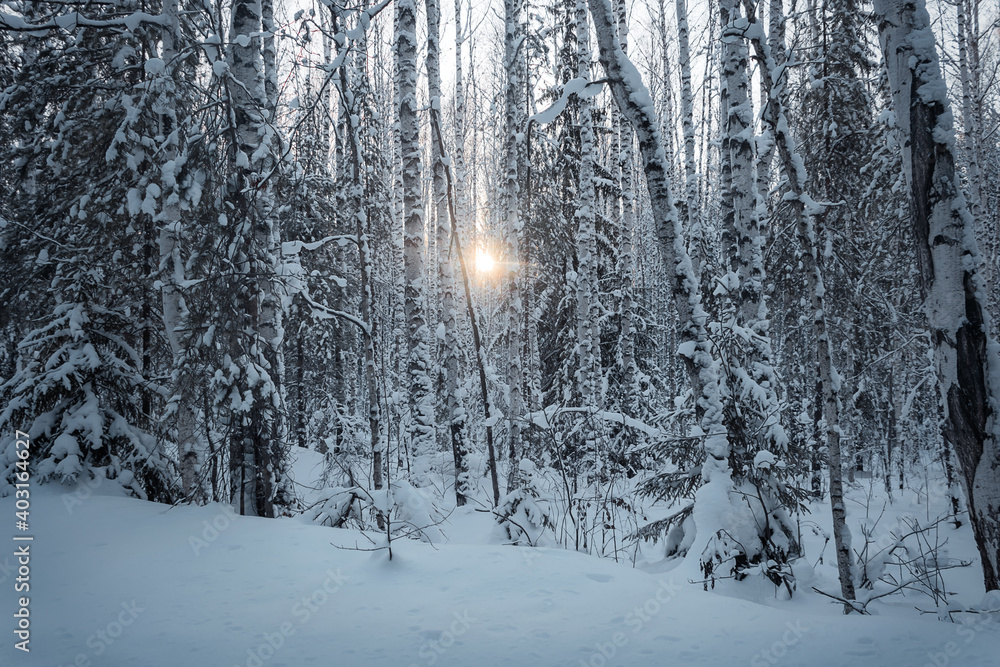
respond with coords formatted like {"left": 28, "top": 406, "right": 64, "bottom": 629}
{"left": 875, "top": 0, "right": 1000, "bottom": 592}
{"left": 575, "top": 0, "right": 602, "bottom": 484}
{"left": 228, "top": 0, "right": 283, "bottom": 518}
{"left": 615, "top": 0, "right": 640, "bottom": 414}
{"left": 427, "top": 0, "right": 469, "bottom": 506}
{"left": 155, "top": 0, "right": 202, "bottom": 503}
{"left": 503, "top": 0, "right": 526, "bottom": 494}
{"left": 673, "top": 0, "right": 702, "bottom": 280}
{"left": 397, "top": 0, "right": 436, "bottom": 485}
{"left": 587, "top": 0, "right": 731, "bottom": 578}
{"left": 744, "top": 15, "right": 857, "bottom": 609}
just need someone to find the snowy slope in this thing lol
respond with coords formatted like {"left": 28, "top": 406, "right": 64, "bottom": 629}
{"left": 2, "top": 484, "right": 999, "bottom": 667}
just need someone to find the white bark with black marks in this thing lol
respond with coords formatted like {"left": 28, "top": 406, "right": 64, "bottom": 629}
{"left": 503, "top": 0, "right": 526, "bottom": 494}
{"left": 427, "top": 0, "right": 469, "bottom": 505}
{"left": 744, "top": 11, "right": 857, "bottom": 608}
{"left": 875, "top": 0, "right": 1000, "bottom": 592}
{"left": 588, "top": 0, "right": 732, "bottom": 579}
{"left": 397, "top": 0, "right": 436, "bottom": 484}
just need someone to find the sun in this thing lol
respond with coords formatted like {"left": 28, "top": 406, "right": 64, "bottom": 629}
{"left": 475, "top": 248, "right": 496, "bottom": 273}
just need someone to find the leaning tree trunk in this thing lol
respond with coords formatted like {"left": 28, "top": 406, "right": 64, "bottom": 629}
{"left": 744, "top": 11, "right": 857, "bottom": 609}
{"left": 427, "top": 78, "right": 500, "bottom": 507}
{"left": 427, "top": 0, "right": 470, "bottom": 506}
{"left": 875, "top": 0, "right": 1000, "bottom": 592}
{"left": 587, "top": 0, "right": 732, "bottom": 580}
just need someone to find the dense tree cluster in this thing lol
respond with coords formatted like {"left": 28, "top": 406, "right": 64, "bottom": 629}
{"left": 1, "top": 0, "right": 998, "bottom": 602}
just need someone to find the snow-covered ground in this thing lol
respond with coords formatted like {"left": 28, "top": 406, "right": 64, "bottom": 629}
{"left": 2, "top": 451, "right": 999, "bottom": 666}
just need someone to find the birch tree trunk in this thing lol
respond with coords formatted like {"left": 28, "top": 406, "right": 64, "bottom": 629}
{"left": 957, "top": 0, "right": 983, "bottom": 226}
{"left": 744, "top": 13, "right": 857, "bottom": 609}
{"left": 674, "top": 0, "right": 702, "bottom": 280}
{"left": 722, "top": 0, "right": 787, "bottom": 442}
{"left": 454, "top": 0, "right": 467, "bottom": 233}
{"left": 390, "top": 2, "right": 407, "bottom": 472}
{"left": 956, "top": 0, "right": 993, "bottom": 325}
{"left": 575, "top": 0, "right": 602, "bottom": 481}
{"left": 227, "top": 0, "right": 284, "bottom": 518}
{"left": 720, "top": 0, "right": 759, "bottom": 324}
{"left": 427, "top": 0, "right": 469, "bottom": 506}
{"left": 156, "top": 0, "right": 201, "bottom": 502}
{"left": 260, "top": 0, "right": 289, "bottom": 511}
{"left": 587, "top": 0, "right": 732, "bottom": 579}
{"left": 321, "top": 10, "right": 334, "bottom": 175}
{"left": 332, "top": 5, "right": 384, "bottom": 497}
{"left": 504, "top": 0, "right": 526, "bottom": 493}
{"left": 654, "top": 0, "right": 676, "bottom": 175}
{"left": 875, "top": 0, "right": 1000, "bottom": 592}
{"left": 614, "top": 0, "right": 640, "bottom": 413}
{"left": 397, "top": 0, "right": 436, "bottom": 484}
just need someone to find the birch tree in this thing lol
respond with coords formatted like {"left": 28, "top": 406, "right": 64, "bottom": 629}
{"left": 674, "top": 0, "right": 703, "bottom": 280}
{"left": 225, "top": 0, "right": 288, "bottom": 517}
{"left": 744, "top": 4, "right": 857, "bottom": 608}
{"left": 574, "top": 0, "right": 603, "bottom": 483}
{"left": 427, "top": 0, "right": 470, "bottom": 505}
{"left": 397, "top": 0, "right": 436, "bottom": 483}
{"left": 875, "top": 0, "right": 1000, "bottom": 592}
{"left": 684, "top": 0, "right": 802, "bottom": 588}
{"left": 157, "top": 0, "right": 201, "bottom": 502}
{"left": 613, "top": 0, "right": 641, "bottom": 416}
{"left": 587, "top": 0, "right": 735, "bottom": 582}
{"left": 333, "top": 3, "right": 386, "bottom": 495}
{"left": 503, "top": 0, "right": 526, "bottom": 492}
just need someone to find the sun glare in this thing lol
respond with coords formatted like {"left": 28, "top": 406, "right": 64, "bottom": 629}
{"left": 475, "top": 249, "right": 496, "bottom": 274}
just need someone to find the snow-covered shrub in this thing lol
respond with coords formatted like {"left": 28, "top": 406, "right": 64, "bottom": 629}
{"left": 305, "top": 486, "right": 368, "bottom": 528}
{"left": 494, "top": 459, "right": 555, "bottom": 546}
{"left": 851, "top": 508, "right": 970, "bottom": 616}
{"left": 311, "top": 405, "right": 368, "bottom": 489}
{"left": 635, "top": 323, "right": 806, "bottom": 593}
{"left": 699, "top": 474, "right": 800, "bottom": 596}
{"left": 306, "top": 480, "right": 447, "bottom": 544}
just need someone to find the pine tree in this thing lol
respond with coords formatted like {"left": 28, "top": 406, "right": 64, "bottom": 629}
{"left": 0, "top": 2, "right": 182, "bottom": 501}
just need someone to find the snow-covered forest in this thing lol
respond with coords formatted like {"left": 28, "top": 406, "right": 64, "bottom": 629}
{"left": 2, "top": 0, "right": 1000, "bottom": 664}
